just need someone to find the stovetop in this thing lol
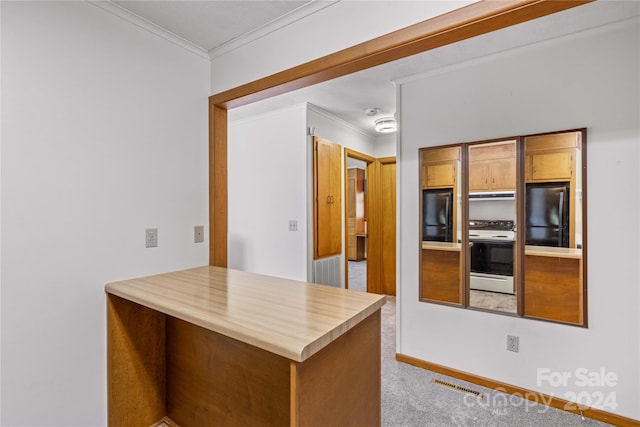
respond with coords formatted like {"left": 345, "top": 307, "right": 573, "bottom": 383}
{"left": 468, "top": 220, "right": 515, "bottom": 241}
{"left": 469, "top": 220, "right": 514, "bottom": 231}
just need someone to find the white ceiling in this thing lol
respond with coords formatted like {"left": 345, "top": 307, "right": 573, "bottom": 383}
{"left": 113, "top": 0, "right": 314, "bottom": 53}
{"left": 111, "top": 1, "right": 639, "bottom": 136}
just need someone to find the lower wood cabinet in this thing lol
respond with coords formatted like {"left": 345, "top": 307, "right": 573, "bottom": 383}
{"left": 524, "top": 253, "right": 583, "bottom": 325}
{"left": 106, "top": 267, "right": 385, "bottom": 427}
{"left": 420, "top": 248, "right": 462, "bottom": 305}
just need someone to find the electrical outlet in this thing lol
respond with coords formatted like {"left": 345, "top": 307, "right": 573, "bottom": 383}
{"left": 289, "top": 220, "right": 297, "bottom": 232}
{"left": 145, "top": 228, "right": 158, "bottom": 248}
{"left": 507, "top": 335, "right": 519, "bottom": 352}
{"left": 194, "top": 225, "right": 204, "bottom": 243}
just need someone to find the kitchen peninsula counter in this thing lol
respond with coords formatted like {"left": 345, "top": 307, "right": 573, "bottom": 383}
{"left": 106, "top": 266, "right": 385, "bottom": 427}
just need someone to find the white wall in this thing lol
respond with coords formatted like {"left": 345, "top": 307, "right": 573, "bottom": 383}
{"left": 1, "top": 2, "right": 210, "bottom": 425}
{"left": 374, "top": 134, "right": 397, "bottom": 158}
{"left": 210, "top": 1, "right": 473, "bottom": 94}
{"left": 228, "top": 103, "right": 377, "bottom": 286}
{"left": 0, "top": 2, "right": 4, "bottom": 420}
{"left": 398, "top": 18, "right": 640, "bottom": 419}
{"left": 227, "top": 103, "right": 308, "bottom": 281}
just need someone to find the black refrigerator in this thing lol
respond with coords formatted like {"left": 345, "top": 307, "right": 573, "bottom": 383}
{"left": 422, "top": 188, "right": 453, "bottom": 242}
{"left": 525, "top": 182, "right": 570, "bottom": 247}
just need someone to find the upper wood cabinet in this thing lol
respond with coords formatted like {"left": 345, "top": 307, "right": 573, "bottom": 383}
{"left": 314, "top": 137, "right": 342, "bottom": 259}
{"left": 422, "top": 147, "right": 460, "bottom": 189}
{"left": 468, "top": 141, "right": 516, "bottom": 192}
{"left": 525, "top": 132, "right": 579, "bottom": 182}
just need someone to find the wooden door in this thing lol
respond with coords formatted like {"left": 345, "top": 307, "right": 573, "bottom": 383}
{"left": 366, "top": 157, "right": 396, "bottom": 296}
{"left": 314, "top": 137, "right": 342, "bottom": 258}
{"left": 380, "top": 160, "right": 396, "bottom": 296}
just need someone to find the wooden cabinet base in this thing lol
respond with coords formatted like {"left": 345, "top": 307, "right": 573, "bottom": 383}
{"left": 524, "top": 255, "right": 583, "bottom": 325}
{"left": 421, "top": 249, "right": 462, "bottom": 304}
{"left": 107, "top": 294, "right": 381, "bottom": 427}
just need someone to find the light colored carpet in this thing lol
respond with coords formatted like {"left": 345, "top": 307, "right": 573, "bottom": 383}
{"left": 380, "top": 296, "right": 611, "bottom": 426}
{"left": 348, "top": 260, "right": 367, "bottom": 292}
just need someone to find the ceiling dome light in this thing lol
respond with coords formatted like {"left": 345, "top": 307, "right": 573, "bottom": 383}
{"left": 375, "top": 117, "right": 397, "bottom": 133}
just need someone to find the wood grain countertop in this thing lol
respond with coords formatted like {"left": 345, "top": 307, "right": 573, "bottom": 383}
{"left": 105, "top": 266, "right": 385, "bottom": 363}
{"left": 525, "top": 245, "right": 582, "bottom": 259}
{"left": 422, "top": 241, "right": 463, "bottom": 251}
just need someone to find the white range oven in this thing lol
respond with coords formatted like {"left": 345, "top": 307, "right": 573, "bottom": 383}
{"left": 469, "top": 220, "right": 515, "bottom": 295}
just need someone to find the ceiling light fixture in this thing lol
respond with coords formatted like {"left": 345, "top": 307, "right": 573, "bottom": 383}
{"left": 375, "top": 117, "right": 397, "bottom": 133}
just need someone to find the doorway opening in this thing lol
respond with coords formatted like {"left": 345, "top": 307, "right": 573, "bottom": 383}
{"left": 345, "top": 152, "right": 371, "bottom": 292}
{"left": 344, "top": 149, "right": 396, "bottom": 296}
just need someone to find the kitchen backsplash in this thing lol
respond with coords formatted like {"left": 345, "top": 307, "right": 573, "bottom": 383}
{"left": 468, "top": 200, "right": 516, "bottom": 221}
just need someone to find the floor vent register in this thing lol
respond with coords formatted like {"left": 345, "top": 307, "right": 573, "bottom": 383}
{"left": 431, "top": 378, "right": 483, "bottom": 398}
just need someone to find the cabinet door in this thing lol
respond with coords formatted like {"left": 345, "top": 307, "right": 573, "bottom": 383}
{"left": 490, "top": 158, "right": 516, "bottom": 190}
{"left": 468, "top": 142, "right": 516, "bottom": 192}
{"left": 524, "top": 255, "right": 583, "bottom": 324}
{"left": 421, "top": 249, "right": 461, "bottom": 304}
{"left": 314, "top": 137, "right": 342, "bottom": 258}
{"left": 424, "top": 162, "right": 455, "bottom": 188}
{"left": 468, "top": 161, "right": 490, "bottom": 192}
{"left": 530, "top": 150, "right": 573, "bottom": 181}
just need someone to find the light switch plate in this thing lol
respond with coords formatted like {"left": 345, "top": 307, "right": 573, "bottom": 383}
{"left": 145, "top": 228, "right": 158, "bottom": 248}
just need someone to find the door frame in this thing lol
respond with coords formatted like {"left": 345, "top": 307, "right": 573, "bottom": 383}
{"left": 377, "top": 156, "right": 397, "bottom": 296}
{"left": 208, "top": 1, "right": 590, "bottom": 266}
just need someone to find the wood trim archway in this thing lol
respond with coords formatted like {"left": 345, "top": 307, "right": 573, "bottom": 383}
{"left": 208, "top": 0, "right": 591, "bottom": 266}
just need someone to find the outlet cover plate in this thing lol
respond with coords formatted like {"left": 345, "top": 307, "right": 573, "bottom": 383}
{"left": 507, "top": 335, "right": 519, "bottom": 352}
{"left": 194, "top": 225, "right": 204, "bottom": 243}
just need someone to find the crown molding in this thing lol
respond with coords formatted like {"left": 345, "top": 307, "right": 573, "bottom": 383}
{"left": 89, "top": 1, "right": 211, "bottom": 60}
{"left": 209, "top": 0, "right": 340, "bottom": 60}
{"left": 308, "top": 103, "right": 373, "bottom": 138}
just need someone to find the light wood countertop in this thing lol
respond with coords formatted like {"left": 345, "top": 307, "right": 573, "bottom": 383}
{"left": 525, "top": 245, "right": 582, "bottom": 259}
{"left": 105, "top": 266, "right": 385, "bottom": 363}
{"left": 422, "top": 241, "right": 463, "bottom": 251}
